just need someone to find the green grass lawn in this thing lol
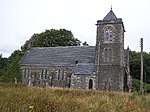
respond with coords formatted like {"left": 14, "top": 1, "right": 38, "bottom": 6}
{"left": 0, "top": 83, "right": 150, "bottom": 112}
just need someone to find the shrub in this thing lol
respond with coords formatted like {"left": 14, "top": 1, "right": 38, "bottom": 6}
{"left": 132, "top": 79, "right": 140, "bottom": 92}
{"left": 144, "top": 84, "right": 150, "bottom": 93}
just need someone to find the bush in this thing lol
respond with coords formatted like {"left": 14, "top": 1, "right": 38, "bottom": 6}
{"left": 132, "top": 79, "right": 140, "bottom": 92}
{"left": 144, "top": 84, "right": 150, "bottom": 93}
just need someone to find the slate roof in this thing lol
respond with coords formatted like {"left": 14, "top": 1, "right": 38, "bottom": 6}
{"left": 73, "top": 63, "right": 96, "bottom": 75}
{"left": 20, "top": 46, "right": 96, "bottom": 68}
{"left": 103, "top": 9, "right": 117, "bottom": 20}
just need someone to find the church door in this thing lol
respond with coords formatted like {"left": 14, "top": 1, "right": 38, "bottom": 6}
{"left": 89, "top": 79, "right": 93, "bottom": 89}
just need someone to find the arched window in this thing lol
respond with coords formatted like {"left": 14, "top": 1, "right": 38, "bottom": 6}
{"left": 24, "top": 68, "right": 26, "bottom": 79}
{"left": 27, "top": 68, "right": 30, "bottom": 78}
{"left": 41, "top": 69, "right": 44, "bottom": 79}
{"left": 105, "top": 29, "right": 113, "bottom": 42}
{"left": 109, "top": 49, "right": 112, "bottom": 61}
{"left": 104, "top": 49, "right": 108, "bottom": 62}
{"left": 61, "top": 70, "right": 64, "bottom": 80}
{"left": 45, "top": 68, "right": 47, "bottom": 79}
{"left": 106, "top": 30, "right": 109, "bottom": 41}
{"left": 109, "top": 30, "right": 113, "bottom": 41}
{"left": 57, "top": 70, "right": 60, "bottom": 80}
{"left": 104, "top": 48, "right": 113, "bottom": 62}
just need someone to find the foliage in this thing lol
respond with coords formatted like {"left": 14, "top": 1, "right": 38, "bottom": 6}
{"left": 5, "top": 50, "right": 23, "bottom": 82}
{"left": 132, "top": 79, "right": 140, "bottom": 92}
{"left": 21, "top": 29, "right": 81, "bottom": 52}
{"left": 82, "top": 41, "right": 89, "bottom": 46}
{"left": 0, "top": 84, "right": 150, "bottom": 112}
{"left": 144, "top": 84, "right": 150, "bottom": 93}
{"left": 0, "top": 51, "right": 23, "bottom": 82}
{"left": 129, "top": 51, "right": 140, "bottom": 79}
{"left": 130, "top": 51, "right": 150, "bottom": 83}
{"left": 0, "top": 29, "right": 83, "bottom": 83}
{"left": 0, "top": 57, "right": 8, "bottom": 69}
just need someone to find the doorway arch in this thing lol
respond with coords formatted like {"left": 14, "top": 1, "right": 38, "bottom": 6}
{"left": 89, "top": 79, "right": 93, "bottom": 89}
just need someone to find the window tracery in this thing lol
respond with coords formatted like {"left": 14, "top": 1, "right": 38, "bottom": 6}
{"left": 104, "top": 28, "right": 113, "bottom": 42}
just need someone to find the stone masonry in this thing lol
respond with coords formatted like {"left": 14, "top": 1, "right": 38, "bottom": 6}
{"left": 20, "top": 9, "right": 132, "bottom": 92}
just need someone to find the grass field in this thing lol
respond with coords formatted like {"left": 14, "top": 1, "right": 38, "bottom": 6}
{"left": 0, "top": 83, "right": 150, "bottom": 112}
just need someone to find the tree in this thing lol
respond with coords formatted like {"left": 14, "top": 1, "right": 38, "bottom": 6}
{"left": 130, "top": 51, "right": 150, "bottom": 84}
{"left": 3, "top": 50, "right": 23, "bottom": 82}
{"left": 21, "top": 29, "right": 81, "bottom": 52}
{"left": 0, "top": 29, "right": 83, "bottom": 82}
{"left": 0, "top": 54, "right": 8, "bottom": 82}
{"left": 129, "top": 51, "right": 141, "bottom": 79}
{"left": 0, "top": 54, "right": 8, "bottom": 70}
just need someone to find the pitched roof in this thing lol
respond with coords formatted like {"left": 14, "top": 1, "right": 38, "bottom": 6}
{"left": 20, "top": 46, "right": 95, "bottom": 67}
{"left": 103, "top": 9, "right": 117, "bottom": 20}
{"left": 73, "top": 63, "right": 96, "bottom": 75}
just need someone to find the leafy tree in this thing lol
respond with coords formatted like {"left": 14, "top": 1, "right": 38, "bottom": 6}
{"left": 1, "top": 29, "right": 83, "bottom": 82}
{"left": 21, "top": 29, "right": 81, "bottom": 52}
{"left": 129, "top": 51, "right": 141, "bottom": 79}
{"left": 0, "top": 53, "right": 8, "bottom": 69}
{"left": 0, "top": 54, "right": 8, "bottom": 82}
{"left": 3, "top": 50, "right": 23, "bottom": 82}
{"left": 130, "top": 50, "right": 150, "bottom": 86}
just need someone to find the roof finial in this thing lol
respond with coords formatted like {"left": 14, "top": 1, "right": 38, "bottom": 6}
{"left": 111, "top": 5, "right": 112, "bottom": 10}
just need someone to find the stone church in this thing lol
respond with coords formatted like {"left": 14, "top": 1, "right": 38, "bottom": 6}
{"left": 20, "top": 9, "right": 132, "bottom": 91}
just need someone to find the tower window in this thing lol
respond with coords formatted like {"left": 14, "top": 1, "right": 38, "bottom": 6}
{"left": 104, "top": 49, "right": 108, "bottom": 62}
{"left": 105, "top": 29, "right": 113, "bottom": 42}
{"left": 109, "top": 30, "right": 113, "bottom": 41}
{"left": 104, "top": 48, "right": 112, "bottom": 62}
{"left": 106, "top": 30, "right": 109, "bottom": 41}
{"left": 109, "top": 49, "right": 112, "bottom": 61}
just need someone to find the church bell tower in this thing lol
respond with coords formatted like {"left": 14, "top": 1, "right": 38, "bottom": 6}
{"left": 95, "top": 8, "right": 125, "bottom": 91}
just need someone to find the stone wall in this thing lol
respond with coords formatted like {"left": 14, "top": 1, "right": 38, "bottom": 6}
{"left": 71, "top": 74, "right": 96, "bottom": 90}
{"left": 97, "top": 65, "right": 124, "bottom": 91}
{"left": 96, "top": 19, "right": 125, "bottom": 92}
{"left": 21, "top": 66, "right": 73, "bottom": 88}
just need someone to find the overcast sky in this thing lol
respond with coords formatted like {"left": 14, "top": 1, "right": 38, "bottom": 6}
{"left": 0, "top": 0, "right": 150, "bottom": 57}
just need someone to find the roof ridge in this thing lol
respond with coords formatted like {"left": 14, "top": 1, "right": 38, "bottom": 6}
{"left": 31, "top": 46, "right": 95, "bottom": 49}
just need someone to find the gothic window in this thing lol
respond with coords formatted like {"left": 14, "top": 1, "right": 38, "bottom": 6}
{"left": 27, "top": 68, "right": 30, "bottom": 78}
{"left": 24, "top": 68, "right": 26, "bottom": 79}
{"left": 109, "top": 30, "right": 113, "bottom": 41}
{"left": 104, "top": 48, "right": 112, "bottom": 62}
{"left": 41, "top": 69, "right": 44, "bottom": 79}
{"left": 57, "top": 70, "right": 60, "bottom": 80}
{"left": 109, "top": 49, "right": 112, "bottom": 61}
{"left": 57, "top": 70, "right": 64, "bottom": 80}
{"left": 61, "top": 70, "right": 64, "bottom": 80}
{"left": 106, "top": 30, "right": 109, "bottom": 41}
{"left": 105, "top": 29, "right": 113, "bottom": 42}
{"left": 45, "top": 68, "right": 47, "bottom": 79}
{"left": 59, "top": 70, "right": 62, "bottom": 80}
{"left": 104, "top": 49, "right": 108, "bottom": 62}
